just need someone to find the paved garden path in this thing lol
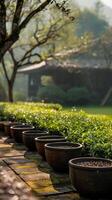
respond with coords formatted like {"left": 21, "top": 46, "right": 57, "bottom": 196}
{"left": 0, "top": 131, "right": 79, "bottom": 200}
{"left": 0, "top": 132, "right": 110, "bottom": 200}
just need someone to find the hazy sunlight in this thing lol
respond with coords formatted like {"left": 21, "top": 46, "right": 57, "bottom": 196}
{"left": 101, "top": 0, "right": 112, "bottom": 8}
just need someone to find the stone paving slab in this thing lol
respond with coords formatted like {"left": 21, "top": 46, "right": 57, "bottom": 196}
{"left": 4, "top": 156, "right": 33, "bottom": 165}
{"left": 33, "top": 185, "right": 73, "bottom": 196}
{"left": 9, "top": 160, "right": 73, "bottom": 196}
{"left": 21, "top": 172, "right": 70, "bottom": 185}
{"left": 27, "top": 179, "right": 60, "bottom": 189}
{"left": 0, "top": 160, "right": 13, "bottom": 172}
{"left": 0, "top": 149, "right": 25, "bottom": 158}
{"left": 0, "top": 162, "right": 38, "bottom": 200}
{"left": 26, "top": 177, "right": 68, "bottom": 189}
{"left": 10, "top": 162, "right": 37, "bottom": 169}
{"left": 12, "top": 143, "right": 27, "bottom": 151}
{"left": 21, "top": 172, "right": 51, "bottom": 181}
{"left": 0, "top": 143, "right": 11, "bottom": 148}
{"left": 11, "top": 166, "right": 41, "bottom": 175}
{"left": 0, "top": 195, "right": 41, "bottom": 200}
{"left": 44, "top": 192, "right": 80, "bottom": 200}
{"left": 0, "top": 140, "right": 26, "bottom": 158}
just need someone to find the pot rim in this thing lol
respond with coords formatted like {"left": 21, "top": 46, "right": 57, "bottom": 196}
{"left": 4, "top": 122, "right": 22, "bottom": 126}
{"left": 69, "top": 157, "right": 112, "bottom": 171}
{"left": 3, "top": 121, "right": 12, "bottom": 125}
{"left": 23, "top": 130, "right": 49, "bottom": 135}
{"left": 23, "top": 132, "right": 49, "bottom": 136}
{"left": 10, "top": 124, "right": 35, "bottom": 130}
{"left": 35, "top": 135, "right": 65, "bottom": 142}
{"left": 45, "top": 142, "right": 82, "bottom": 150}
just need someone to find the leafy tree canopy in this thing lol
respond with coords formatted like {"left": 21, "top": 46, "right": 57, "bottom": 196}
{"left": 76, "top": 9, "right": 109, "bottom": 38}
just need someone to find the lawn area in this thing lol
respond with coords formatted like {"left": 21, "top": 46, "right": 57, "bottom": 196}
{"left": 68, "top": 106, "right": 112, "bottom": 116}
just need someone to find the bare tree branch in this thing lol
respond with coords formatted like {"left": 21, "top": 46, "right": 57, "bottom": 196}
{"left": 0, "top": 0, "right": 52, "bottom": 60}
{"left": 0, "top": 32, "right": 19, "bottom": 59}
{"left": 9, "top": 48, "right": 18, "bottom": 65}
{"left": 0, "top": 0, "right": 75, "bottom": 101}
{"left": 0, "top": 0, "right": 6, "bottom": 42}
{"left": 1, "top": 57, "right": 9, "bottom": 83}
{"left": 19, "top": 0, "right": 52, "bottom": 31}
{"left": 18, "top": 53, "right": 43, "bottom": 67}
{"left": 12, "top": 0, "right": 24, "bottom": 32}
{"left": 16, "top": 17, "right": 71, "bottom": 67}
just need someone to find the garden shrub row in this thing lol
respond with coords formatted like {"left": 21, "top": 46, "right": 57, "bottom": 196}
{"left": 0, "top": 102, "right": 112, "bottom": 158}
{"left": 37, "top": 86, "right": 95, "bottom": 105}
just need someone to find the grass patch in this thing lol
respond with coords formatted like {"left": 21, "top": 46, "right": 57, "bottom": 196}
{"left": 65, "top": 106, "right": 112, "bottom": 116}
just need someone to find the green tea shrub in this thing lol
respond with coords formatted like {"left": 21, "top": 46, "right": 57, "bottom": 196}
{"left": 66, "top": 87, "right": 91, "bottom": 105}
{"left": 0, "top": 102, "right": 112, "bottom": 158}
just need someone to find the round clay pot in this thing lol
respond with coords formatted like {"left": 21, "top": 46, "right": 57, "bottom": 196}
{"left": 45, "top": 142, "right": 82, "bottom": 172}
{"left": 69, "top": 157, "right": 112, "bottom": 197}
{"left": 35, "top": 135, "right": 66, "bottom": 159}
{"left": 10, "top": 124, "right": 35, "bottom": 143}
{"left": 22, "top": 129, "right": 49, "bottom": 151}
{"left": 0, "top": 121, "right": 9, "bottom": 132}
{"left": 4, "top": 121, "right": 22, "bottom": 138}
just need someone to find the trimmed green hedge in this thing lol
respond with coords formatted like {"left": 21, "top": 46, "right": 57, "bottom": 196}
{"left": 0, "top": 102, "right": 112, "bottom": 158}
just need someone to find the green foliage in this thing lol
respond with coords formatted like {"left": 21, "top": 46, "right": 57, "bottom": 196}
{"left": 0, "top": 102, "right": 112, "bottom": 158}
{"left": 37, "top": 85, "right": 98, "bottom": 105}
{"left": 2, "top": 0, "right": 78, "bottom": 102}
{"left": 92, "top": 27, "right": 112, "bottom": 68}
{"left": 67, "top": 87, "right": 90, "bottom": 105}
{"left": 76, "top": 9, "right": 108, "bottom": 38}
{"left": 37, "top": 85, "right": 66, "bottom": 104}
{"left": 41, "top": 76, "right": 54, "bottom": 86}
{"left": 13, "top": 92, "right": 26, "bottom": 102}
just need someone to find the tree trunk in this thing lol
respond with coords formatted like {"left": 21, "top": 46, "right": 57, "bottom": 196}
{"left": 8, "top": 82, "right": 13, "bottom": 102}
{"left": 101, "top": 87, "right": 112, "bottom": 106}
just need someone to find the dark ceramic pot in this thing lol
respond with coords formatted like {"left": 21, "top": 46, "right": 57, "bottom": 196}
{"left": 4, "top": 121, "right": 22, "bottom": 138}
{"left": 69, "top": 157, "right": 112, "bottom": 198}
{"left": 45, "top": 142, "right": 82, "bottom": 172}
{"left": 0, "top": 121, "right": 9, "bottom": 132}
{"left": 35, "top": 135, "right": 66, "bottom": 159}
{"left": 22, "top": 129, "right": 49, "bottom": 151}
{"left": 10, "top": 124, "right": 35, "bottom": 143}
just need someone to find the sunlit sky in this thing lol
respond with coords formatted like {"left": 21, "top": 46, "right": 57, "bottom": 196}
{"left": 100, "top": 0, "right": 112, "bottom": 8}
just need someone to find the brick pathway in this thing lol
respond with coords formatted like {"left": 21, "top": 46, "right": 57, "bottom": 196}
{"left": 0, "top": 133, "right": 109, "bottom": 200}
